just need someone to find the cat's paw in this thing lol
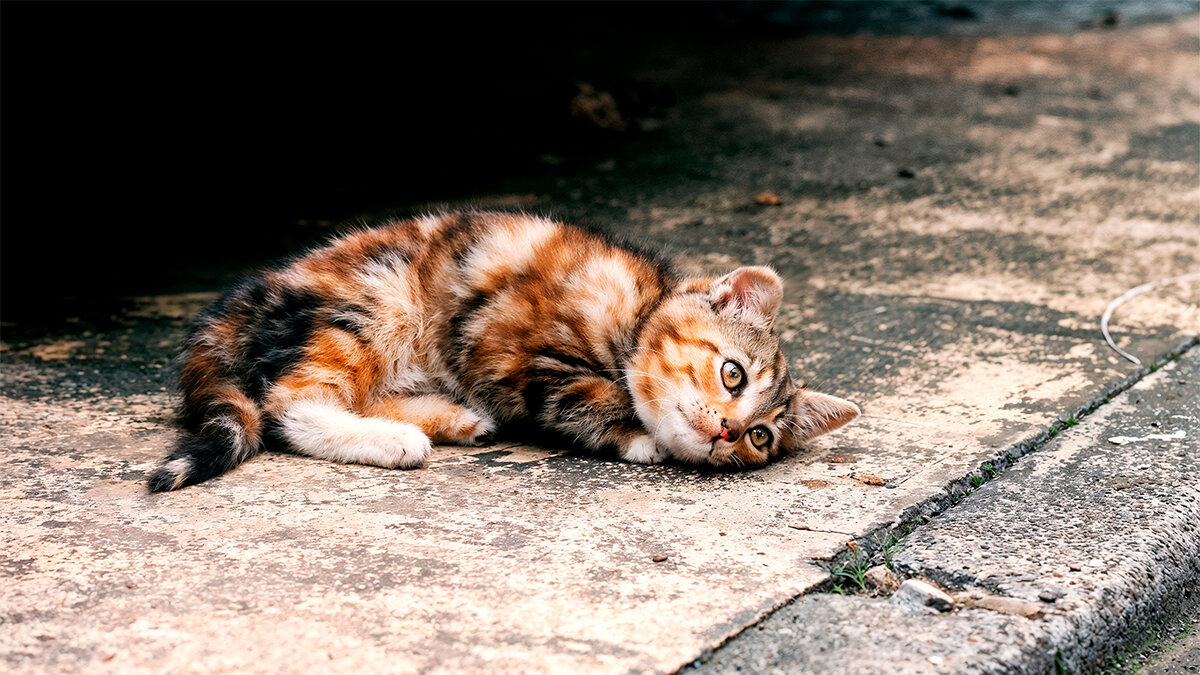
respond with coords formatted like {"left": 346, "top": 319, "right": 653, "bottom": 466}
{"left": 377, "top": 423, "right": 433, "bottom": 469}
{"left": 619, "top": 434, "right": 668, "bottom": 464}
{"left": 447, "top": 409, "right": 497, "bottom": 446}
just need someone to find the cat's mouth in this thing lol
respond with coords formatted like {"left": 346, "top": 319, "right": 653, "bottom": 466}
{"left": 708, "top": 442, "right": 740, "bottom": 466}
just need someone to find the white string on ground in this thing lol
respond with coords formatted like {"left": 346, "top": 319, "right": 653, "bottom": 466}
{"left": 1100, "top": 272, "right": 1200, "bottom": 365}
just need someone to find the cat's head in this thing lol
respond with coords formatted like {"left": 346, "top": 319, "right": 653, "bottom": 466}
{"left": 627, "top": 266, "right": 860, "bottom": 467}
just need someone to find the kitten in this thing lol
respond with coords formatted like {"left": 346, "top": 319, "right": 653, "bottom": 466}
{"left": 148, "top": 211, "right": 860, "bottom": 492}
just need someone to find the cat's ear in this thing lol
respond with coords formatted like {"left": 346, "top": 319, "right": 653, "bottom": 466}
{"left": 787, "top": 391, "right": 861, "bottom": 442}
{"left": 709, "top": 267, "right": 783, "bottom": 326}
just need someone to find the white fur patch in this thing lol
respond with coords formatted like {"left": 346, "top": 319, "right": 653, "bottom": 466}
{"left": 351, "top": 252, "right": 433, "bottom": 394}
{"left": 461, "top": 217, "right": 558, "bottom": 289}
{"left": 162, "top": 457, "right": 193, "bottom": 490}
{"left": 736, "top": 367, "right": 774, "bottom": 420}
{"left": 277, "top": 400, "right": 431, "bottom": 469}
{"left": 452, "top": 408, "right": 497, "bottom": 445}
{"left": 567, "top": 254, "right": 643, "bottom": 358}
{"left": 415, "top": 214, "right": 443, "bottom": 236}
{"left": 619, "top": 434, "right": 668, "bottom": 464}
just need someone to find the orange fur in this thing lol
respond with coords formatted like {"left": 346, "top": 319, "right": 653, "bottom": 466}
{"left": 364, "top": 394, "right": 489, "bottom": 444}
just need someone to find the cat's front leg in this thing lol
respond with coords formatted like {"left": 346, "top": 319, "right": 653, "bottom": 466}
{"left": 365, "top": 393, "right": 496, "bottom": 446}
{"left": 618, "top": 434, "right": 669, "bottom": 465}
{"left": 538, "top": 374, "right": 663, "bottom": 461}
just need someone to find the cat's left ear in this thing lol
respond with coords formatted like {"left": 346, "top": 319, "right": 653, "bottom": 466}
{"left": 709, "top": 267, "right": 783, "bottom": 326}
{"left": 787, "top": 391, "right": 861, "bottom": 442}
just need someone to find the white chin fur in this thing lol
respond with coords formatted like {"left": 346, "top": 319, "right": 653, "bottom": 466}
{"left": 640, "top": 410, "right": 713, "bottom": 464}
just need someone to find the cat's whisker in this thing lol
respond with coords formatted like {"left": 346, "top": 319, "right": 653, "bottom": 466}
{"left": 649, "top": 408, "right": 681, "bottom": 450}
{"left": 776, "top": 422, "right": 806, "bottom": 439}
{"left": 609, "top": 369, "right": 687, "bottom": 406}
{"left": 638, "top": 348, "right": 689, "bottom": 376}
{"left": 776, "top": 417, "right": 814, "bottom": 439}
{"left": 775, "top": 416, "right": 804, "bottom": 432}
{"left": 610, "top": 369, "right": 679, "bottom": 391}
{"left": 633, "top": 398, "right": 681, "bottom": 416}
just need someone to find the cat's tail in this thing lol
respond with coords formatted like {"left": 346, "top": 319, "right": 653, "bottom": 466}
{"left": 148, "top": 385, "right": 264, "bottom": 493}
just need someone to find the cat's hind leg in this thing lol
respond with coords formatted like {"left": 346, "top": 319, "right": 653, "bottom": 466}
{"left": 271, "top": 395, "right": 432, "bottom": 468}
{"left": 264, "top": 333, "right": 431, "bottom": 469}
{"left": 364, "top": 394, "right": 496, "bottom": 446}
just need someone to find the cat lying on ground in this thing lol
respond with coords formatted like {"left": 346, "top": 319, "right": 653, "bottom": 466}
{"left": 149, "top": 211, "right": 859, "bottom": 491}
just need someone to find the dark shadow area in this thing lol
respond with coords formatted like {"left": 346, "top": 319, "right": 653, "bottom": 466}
{"left": 3, "top": 1, "right": 1194, "bottom": 327}
{"left": 3, "top": 2, "right": 696, "bottom": 323}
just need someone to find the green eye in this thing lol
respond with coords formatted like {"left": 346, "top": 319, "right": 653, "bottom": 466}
{"left": 749, "top": 426, "right": 772, "bottom": 449}
{"left": 721, "top": 361, "right": 745, "bottom": 390}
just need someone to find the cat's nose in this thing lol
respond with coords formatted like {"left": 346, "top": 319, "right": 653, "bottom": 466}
{"left": 719, "top": 418, "right": 741, "bottom": 442}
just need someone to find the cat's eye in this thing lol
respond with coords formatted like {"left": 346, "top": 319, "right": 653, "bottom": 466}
{"left": 749, "top": 426, "right": 772, "bottom": 449}
{"left": 721, "top": 361, "right": 745, "bottom": 390}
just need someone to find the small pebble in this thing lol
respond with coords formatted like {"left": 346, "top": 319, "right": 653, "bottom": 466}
{"left": 892, "top": 579, "right": 955, "bottom": 613}
{"left": 1039, "top": 590, "right": 1061, "bottom": 603}
{"left": 652, "top": 555, "right": 668, "bottom": 563}
{"left": 864, "top": 565, "right": 901, "bottom": 593}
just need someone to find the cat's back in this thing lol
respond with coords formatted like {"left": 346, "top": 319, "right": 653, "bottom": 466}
{"left": 441, "top": 212, "right": 677, "bottom": 391}
{"left": 188, "top": 211, "right": 674, "bottom": 367}
{"left": 281, "top": 210, "right": 678, "bottom": 398}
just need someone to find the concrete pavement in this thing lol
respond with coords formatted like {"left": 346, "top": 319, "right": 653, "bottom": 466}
{"left": 3, "top": 13, "right": 1198, "bottom": 674}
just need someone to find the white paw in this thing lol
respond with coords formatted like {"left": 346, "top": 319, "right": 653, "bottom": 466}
{"left": 619, "top": 434, "right": 668, "bottom": 464}
{"left": 378, "top": 423, "right": 432, "bottom": 469}
{"left": 451, "top": 409, "right": 497, "bottom": 446}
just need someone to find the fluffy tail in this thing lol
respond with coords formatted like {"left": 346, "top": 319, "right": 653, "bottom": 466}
{"left": 148, "top": 384, "right": 264, "bottom": 493}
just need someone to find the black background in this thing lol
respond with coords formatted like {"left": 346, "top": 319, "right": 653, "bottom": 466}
{"left": 4, "top": 1, "right": 1185, "bottom": 326}
{"left": 3, "top": 2, "right": 724, "bottom": 323}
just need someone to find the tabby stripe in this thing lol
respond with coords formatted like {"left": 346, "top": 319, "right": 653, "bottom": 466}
{"left": 240, "top": 284, "right": 324, "bottom": 402}
{"left": 536, "top": 350, "right": 601, "bottom": 373}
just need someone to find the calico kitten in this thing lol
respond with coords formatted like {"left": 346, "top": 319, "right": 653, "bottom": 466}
{"left": 149, "top": 211, "right": 859, "bottom": 492}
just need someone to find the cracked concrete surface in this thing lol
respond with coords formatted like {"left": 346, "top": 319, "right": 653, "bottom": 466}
{"left": 2, "top": 13, "right": 1198, "bottom": 675}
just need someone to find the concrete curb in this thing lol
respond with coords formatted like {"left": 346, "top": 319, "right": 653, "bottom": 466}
{"left": 690, "top": 344, "right": 1200, "bottom": 673}
{"left": 832, "top": 335, "right": 1200, "bottom": 581}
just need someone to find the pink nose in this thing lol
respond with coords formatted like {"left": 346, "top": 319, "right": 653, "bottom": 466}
{"left": 719, "top": 418, "right": 741, "bottom": 442}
